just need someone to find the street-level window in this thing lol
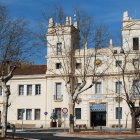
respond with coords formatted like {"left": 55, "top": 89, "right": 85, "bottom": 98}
{"left": 55, "top": 108, "right": 61, "bottom": 118}
{"left": 26, "top": 109, "right": 32, "bottom": 120}
{"left": 0, "top": 86, "right": 2, "bottom": 96}
{"left": 95, "top": 82, "right": 102, "bottom": 94}
{"left": 133, "top": 37, "right": 139, "bottom": 50}
{"left": 17, "top": 109, "right": 24, "bottom": 120}
{"left": 19, "top": 85, "right": 24, "bottom": 95}
{"left": 27, "top": 85, "right": 32, "bottom": 95}
{"left": 75, "top": 108, "right": 81, "bottom": 119}
{"left": 116, "top": 60, "right": 122, "bottom": 67}
{"left": 116, "top": 107, "right": 122, "bottom": 119}
{"left": 35, "top": 84, "right": 41, "bottom": 95}
{"left": 35, "top": 109, "right": 40, "bottom": 120}
{"left": 115, "top": 81, "right": 122, "bottom": 94}
{"left": 56, "top": 42, "right": 62, "bottom": 55}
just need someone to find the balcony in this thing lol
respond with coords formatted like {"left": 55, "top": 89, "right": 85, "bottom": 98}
{"left": 53, "top": 95, "right": 63, "bottom": 102}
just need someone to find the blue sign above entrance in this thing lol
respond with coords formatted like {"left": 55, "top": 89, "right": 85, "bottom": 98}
{"left": 90, "top": 104, "right": 106, "bottom": 112}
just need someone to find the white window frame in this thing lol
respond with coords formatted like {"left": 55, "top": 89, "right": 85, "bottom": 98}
{"left": 34, "top": 109, "right": 41, "bottom": 120}
{"left": 19, "top": 85, "right": 24, "bottom": 96}
{"left": 55, "top": 83, "right": 62, "bottom": 99}
{"left": 95, "top": 82, "right": 102, "bottom": 94}
{"left": 27, "top": 85, "right": 32, "bottom": 95}
{"left": 115, "top": 81, "right": 122, "bottom": 94}
{"left": 26, "top": 109, "right": 32, "bottom": 120}
{"left": 116, "top": 107, "right": 122, "bottom": 119}
{"left": 35, "top": 84, "right": 41, "bottom": 95}
{"left": 17, "top": 109, "right": 25, "bottom": 120}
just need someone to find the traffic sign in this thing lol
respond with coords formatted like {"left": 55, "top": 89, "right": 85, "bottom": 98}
{"left": 44, "top": 112, "right": 48, "bottom": 115}
{"left": 62, "top": 108, "right": 68, "bottom": 114}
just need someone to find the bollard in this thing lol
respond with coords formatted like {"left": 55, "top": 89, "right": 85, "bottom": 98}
{"left": 12, "top": 124, "right": 16, "bottom": 138}
{"left": 100, "top": 126, "right": 102, "bottom": 131}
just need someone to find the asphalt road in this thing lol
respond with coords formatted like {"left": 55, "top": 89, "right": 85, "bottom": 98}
{"left": 7, "top": 131, "right": 140, "bottom": 140}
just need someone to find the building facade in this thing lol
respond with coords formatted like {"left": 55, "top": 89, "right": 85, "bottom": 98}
{"left": 0, "top": 11, "right": 139, "bottom": 129}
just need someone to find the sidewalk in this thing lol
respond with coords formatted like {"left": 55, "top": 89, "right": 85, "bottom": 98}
{"left": 54, "top": 131, "right": 140, "bottom": 138}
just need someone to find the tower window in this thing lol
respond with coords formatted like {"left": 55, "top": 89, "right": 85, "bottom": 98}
{"left": 56, "top": 63, "right": 62, "bottom": 69}
{"left": 133, "top": 38, "right": 139, "bottom": 50}
{"left": 56, "top": 43, "right": 62, "bottom": 55}
{"left": 116, "top": 60, "right": 122, "bottom": 67}
{"left": 76, "top": 63, "right": 81, "bottom": 69}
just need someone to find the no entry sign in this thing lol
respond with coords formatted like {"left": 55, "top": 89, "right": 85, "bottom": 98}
{"left": 62, "top": 108, "right": 68, "bottom": 114}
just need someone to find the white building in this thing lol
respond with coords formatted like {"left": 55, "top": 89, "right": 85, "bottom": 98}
{"left": 0, "top": 11, "right": 139, "bottom": 129}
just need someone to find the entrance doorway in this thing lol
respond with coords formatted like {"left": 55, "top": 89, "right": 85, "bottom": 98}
{"left": 90, "top": 104, "right": 106, "bottom": 127}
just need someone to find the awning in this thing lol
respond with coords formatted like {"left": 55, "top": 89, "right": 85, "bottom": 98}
{"left": 90, "top": 104, "right": 106, "bottom": 112}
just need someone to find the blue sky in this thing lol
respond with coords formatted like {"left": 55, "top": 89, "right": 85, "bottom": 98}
{"left": 1, "top": 0, "right": 140, "bottom": 64}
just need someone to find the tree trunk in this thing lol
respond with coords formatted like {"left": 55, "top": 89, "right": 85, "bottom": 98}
{"left": 1, "top": 83, "right": 9, "bottom": 138}
{"left": 68, "top": 101, "right": 74, "bottom": 133}
{"left": 131, "top": 114, "right": 137, "bottom": 133}
{"left": 1, "top": 94, "right": 8, "bottom": 137}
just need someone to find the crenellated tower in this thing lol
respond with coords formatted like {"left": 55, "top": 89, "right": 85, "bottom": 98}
{"left": 46, "top": 16, "right": 80, "bottom": 75}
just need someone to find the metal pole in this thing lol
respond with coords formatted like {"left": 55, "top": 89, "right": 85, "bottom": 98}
{"left": 64, "top": 115, "right": 66, "bottom": 132}
{"left": 45, "top": 115, "right": 47, "bottom": 128}
{"left": 118, "top": 93, "right": 121, "bottom": 131}
{"left": 22, "top": 116, "right": 23, "bottom": 131}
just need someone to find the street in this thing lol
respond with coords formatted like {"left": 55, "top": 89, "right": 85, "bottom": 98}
{"left": 7, "top": 131, "right": 140, "bottom": 140}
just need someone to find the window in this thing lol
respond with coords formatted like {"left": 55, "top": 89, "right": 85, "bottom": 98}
{"left": 76, "top": 63, "right": 81, "bottom": 69}
{"left": 26, "top": 109, "right": 32, "bottom": 120}
{"left": 133, "top": 59, "right": 139, "bottom": 69}
{"left": 35, "top": 84, "right": 41, "bottom": 95}
{"left": 56, "top": 63, "right": 62, "bottom": 69}
{"left": 116, "top": 60, "right": 122, "bottom": 67}
{"left": 95, "top": 82, "right": 102, "bottom": 94}
{"left": 113, "top": 50, "right": 117, "bottom": 54}
{"left": 75, "top": 108, "right": 81, "bottom": 119}
{"left": 17, "top": 109, "right": 25, "bottom": 120}
{"left": 35, "top": 109, "right": 40, "bottom": 120}
{"left": 0, "top": 86, "right": 2, "bottom": 96}
{"left": 115, "top": 81, "right": 122, "bottom": 94}
{"left": 133, "top": 37, "right": 139, "bottom": 50}
{"left": 55, "top": 83, "right": 62, "bottom": 99}
{"left": 19, "top": 85, "right": 24, "bottom": 95}
{"left": 56, "top": 42, "right": 62, "bottom": 55}
{"left": 55, "top": 108, "right": 61, "bottom": 118}
{"left": 116, "top": 107, "right": 122, "bottom": 119}
{"left": 27, "top": 85, "right": 32, "bottom": 95}
{"left": 133, "top": 80, "right": 140, "bottom": 96}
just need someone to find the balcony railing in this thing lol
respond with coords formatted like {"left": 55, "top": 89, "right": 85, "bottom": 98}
{"left": 53, "top": 95, "right": 63, "bottom": 101}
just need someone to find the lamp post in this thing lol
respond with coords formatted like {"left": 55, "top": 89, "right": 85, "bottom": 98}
{"left": 118, "top": 48, "right": 124, "bottom": 131}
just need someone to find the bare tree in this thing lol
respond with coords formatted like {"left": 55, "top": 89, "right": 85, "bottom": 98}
{"left": 112, "top": 47, "right": 140, "bottom": 133}
{"left": 46, "top": 15, "right": 110, "bottom": 133}
{"left": 0, "top": 3, "right": 32, "bottom": 137}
